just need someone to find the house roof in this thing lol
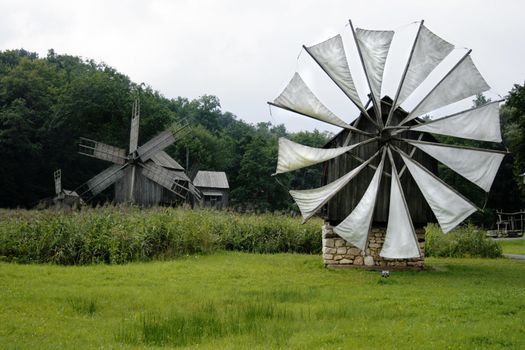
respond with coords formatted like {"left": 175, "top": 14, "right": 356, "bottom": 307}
{"left": 193, "top": 171, "right": 229, "bottom": 189}
{"left": 62, "top": 189, "right": 80, "bottom": 197}
{"left": 151, "top": 151, "right": 184, "bottom": 170}
{"left": 144, "top": 159, "right": 190, "bottom": 182}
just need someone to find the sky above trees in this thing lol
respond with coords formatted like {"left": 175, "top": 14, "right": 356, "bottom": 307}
{"left": 0, "top": 0, "right": 523, "bottom": 132}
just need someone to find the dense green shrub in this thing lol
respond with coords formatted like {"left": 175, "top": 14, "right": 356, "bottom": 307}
{"left": 425, "top": 223, "right": 502, "bottom": 258}
{"left": 0, "top": 207, "right": 322, "bottom": 265}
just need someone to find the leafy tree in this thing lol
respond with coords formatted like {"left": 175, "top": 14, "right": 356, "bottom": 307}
{"left": 500, "top": 83, "right": 525, "bottom": 198}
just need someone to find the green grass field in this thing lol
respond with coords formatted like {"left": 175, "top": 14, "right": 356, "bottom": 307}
{"left": 1, "top": 252, "right": 524, "bottom": 349}
{"left": 498, "top": 239, "right": 525, "bottom": 255}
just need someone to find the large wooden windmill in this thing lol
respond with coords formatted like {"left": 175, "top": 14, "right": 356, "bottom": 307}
{"left": 270, "top": 20, "right": 506, "bottom": 263}
{"left": 76, "top": 100, "right": 201, "bottom": 206}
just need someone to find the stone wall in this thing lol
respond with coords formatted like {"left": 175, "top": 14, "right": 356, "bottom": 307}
{"left": 322, "top": 223, "right": 425, "bottom": 270}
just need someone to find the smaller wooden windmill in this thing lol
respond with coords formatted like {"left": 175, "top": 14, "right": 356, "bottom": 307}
{"left": 76, "top": 99, "right": 201, "bottom": 206}
{"left": 53, "top": 169, "right": 83, "bottom": 209}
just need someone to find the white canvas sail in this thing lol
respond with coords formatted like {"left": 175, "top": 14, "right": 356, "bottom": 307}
{"left": 397, "top": 24, "right": 454, "bottom": 106}
{"left": 275, "top": 137, "right": 365, "bottom": 174}
{"left": 273, "top": 73, "right": 351, "bottom": 129}
{"left": 399, "top": 152, "right": 477, "bottom": 233}
{"left": 290, "top": 156, "right": 375, "bottom": 223}
{"left": 406, "top": 140, "right": 505, "bottom": 192}
{"left": 381, "top": 151, "right": 420, "bottom": 259}
{"left": 355, "top": 29, "right": 394, "bottom": 120}
{"left": 305, "top": 35, "right": 364, "bottom": 111}
{"left": 334, "top": 152, "right": 386, "bottom": 250}
{"left": 405, "top": 55, "right": 490, "bottom": 123}
{"left": 410, "top": 101, "right": 502, "bottom": 142}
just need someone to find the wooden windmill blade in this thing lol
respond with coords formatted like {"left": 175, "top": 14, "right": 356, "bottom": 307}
{"left": 76, "top": 164, "right": 127, "bottom": 198}
{"left": 140, "top": 162, "right": 191, "bottom": 200}
{"left": 136, "top": 130, "right": 176, "bottom": 162}
{"left": 54, "top": 169, "right": 62, "bottom": 195}
{"left": 129, "top": 98, "right": 140, "bottom": 153}
{"left": 78, "top": 137, "right": 127, "bottom": 165}
{"left": 136, "top": 121, "right": 190, "bottom": 162}
{"left": 271, "top": 19, "right": 505, "bottom": 259}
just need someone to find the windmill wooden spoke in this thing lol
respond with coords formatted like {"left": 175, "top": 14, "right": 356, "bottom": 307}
{"left": 398, "top": 132, "right": 424, "bottom": 178}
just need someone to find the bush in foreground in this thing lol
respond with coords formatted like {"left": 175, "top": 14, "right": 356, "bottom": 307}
{"left": 425, "top": 223, "right": 502, "bottom": 258}
{"left": 0, "top": 207, "right": 321, "bottom": 265}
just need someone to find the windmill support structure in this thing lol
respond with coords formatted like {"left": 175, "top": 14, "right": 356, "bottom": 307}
{"left": 322, "top": 225, "right": 425, "bottom": 270}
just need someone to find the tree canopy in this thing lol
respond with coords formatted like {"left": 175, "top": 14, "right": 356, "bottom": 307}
{"left": 0, "top": 49, "right": 329, "bottom": 210}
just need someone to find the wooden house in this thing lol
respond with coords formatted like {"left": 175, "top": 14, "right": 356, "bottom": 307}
{"left": 193, "top": 171, "right": 229, "bottom": 209}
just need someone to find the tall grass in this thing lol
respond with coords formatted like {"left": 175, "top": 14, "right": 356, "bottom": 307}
{"left": 0, "top": 206, "right": 322, "bottom": 265}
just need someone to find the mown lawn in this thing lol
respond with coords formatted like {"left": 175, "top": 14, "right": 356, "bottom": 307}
{"left": 498, "top": 239, "right": 525, "bottom": 255}
{"left": 1, "top": 253, "right": 524, "bottom": 349}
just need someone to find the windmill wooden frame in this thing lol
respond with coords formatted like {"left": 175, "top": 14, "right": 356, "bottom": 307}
{"left": 76, "top": 99, "right": 201, "bottom": 206}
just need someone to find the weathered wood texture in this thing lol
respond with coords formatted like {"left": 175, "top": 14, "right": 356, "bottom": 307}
{"left": 115, "top": 166, "right": 183, "bottom": 206}
{"left": 198, "top": 188, "right": 229, "bottom": 209}
{"left": 323, "top": 98, "right": 437, "bottom": 227}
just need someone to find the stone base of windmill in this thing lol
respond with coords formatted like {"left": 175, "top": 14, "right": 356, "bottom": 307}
{"left": 322, "top": 223, "right": 425, "bottom": 270}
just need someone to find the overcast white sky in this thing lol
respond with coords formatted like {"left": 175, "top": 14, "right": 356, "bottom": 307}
{"left": 1, "top": 0, "right": 523, "bottom": 133}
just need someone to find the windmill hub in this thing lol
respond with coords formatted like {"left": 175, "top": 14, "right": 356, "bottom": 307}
{"left": 378, "top": 129, "right": 393, "bottom": 145}
{"left": 128, "top": 151, "right": 139, "bottom": 163}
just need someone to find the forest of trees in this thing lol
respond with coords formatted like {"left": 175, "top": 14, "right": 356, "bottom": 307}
{"left": 0, "top": 49, "right": 329, "bottom": 210}
{"left": 1, "top": 49, "right": 524, "bottom": 225}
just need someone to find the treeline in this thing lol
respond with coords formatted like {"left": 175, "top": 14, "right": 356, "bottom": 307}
{"left": 0, "top": 49, "right": 329, "bottom": 210}
{"left": 1, "top": 49, "right": 524, "bottom": 225}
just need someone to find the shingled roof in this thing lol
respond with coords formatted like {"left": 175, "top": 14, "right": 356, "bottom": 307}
{"left": 193, "top": 171, "right": 229, "bottom": 189}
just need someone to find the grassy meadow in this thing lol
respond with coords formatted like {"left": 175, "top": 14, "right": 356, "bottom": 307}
{"left": 498, "top": 239, "right": 525, "bottom": 255}
{"left": 1, "top": 253, "right": 525, "bottom": 349}
{"left": 1, "top": 207, "right": 524, "bottom": 349}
